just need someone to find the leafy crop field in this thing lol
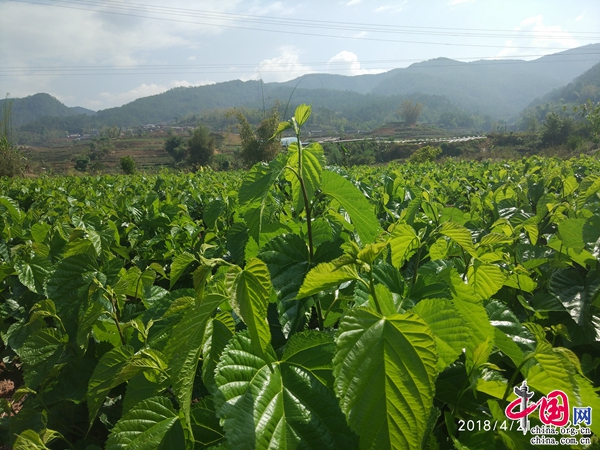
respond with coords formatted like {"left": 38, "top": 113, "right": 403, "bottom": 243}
{"left": 1, "top": 106, "right": 600, "bottom": 449}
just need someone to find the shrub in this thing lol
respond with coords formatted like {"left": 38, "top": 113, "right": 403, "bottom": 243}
{"left": 164, "top": 133, "right": 186, "bottom": 163}
{"left": 120, "top": 155, "right": 136, "bottom": 174}
{"left": 235, "top": 109, "right": 281, "bottom": 167}
{"left": 187, "top": 125, "right": 215, "bottom": 167}
{"left": 409, "top": 145, "right": 442, "bottom": 163}
{"left": 73, "top": 154, "right": 90, "bottom": 172}
{"left": 0, "top": 137, "right": 24, "bottom": 177}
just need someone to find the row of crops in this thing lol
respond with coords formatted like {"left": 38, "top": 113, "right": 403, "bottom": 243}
{"left": 1, "top": 106, "right": 600, "bottom": 449}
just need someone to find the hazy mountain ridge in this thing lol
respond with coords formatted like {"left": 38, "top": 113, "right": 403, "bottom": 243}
{"left": 276, "top": 44, "right": 600, "bottom": 118}
{"left": 6, "top": 44, "right": 600, "bottom": 131}
{"left": 528, "top": 61, "right": 600, "bottom": 107}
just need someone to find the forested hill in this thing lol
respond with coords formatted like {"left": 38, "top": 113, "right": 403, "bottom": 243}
{"left": 0, "top": 93, "right": 95, "bottom": 128}
{"left": 276, "top": 44, "right": 600, "bottom": 118}
{"left": 7, "top": 43, "right": 600, "bottom": 132}
{"left": 90, "top": 43, "right": 600, "bottom": 124}
{"left": 528, "top": 61, "right": 600, "bottom": 107}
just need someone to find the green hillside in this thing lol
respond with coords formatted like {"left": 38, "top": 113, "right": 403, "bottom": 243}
{"left": 8, "top": 43, "right": 600, "bottom": 139}
{"left": 0, "top": 93, "right": 95, "bottom": 128}
{"left": 531, "top": 61, "right": 600, "bottom": 106}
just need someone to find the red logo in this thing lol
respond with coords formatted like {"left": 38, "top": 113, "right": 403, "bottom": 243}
{"left": 505, "top": 381, "right": 570, "bottom": 432}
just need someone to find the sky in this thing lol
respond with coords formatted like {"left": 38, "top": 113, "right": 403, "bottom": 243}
{"left": 1, "top": 0, "right": 599, "bottom": 111}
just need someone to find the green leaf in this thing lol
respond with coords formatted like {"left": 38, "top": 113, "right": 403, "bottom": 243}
{"left": 402, "top": 191, "right": 422, "bottom": 226}
{"left": 272, "top": 120, "right": 292, "bottom": 138}
{"left": 294, "top": 104, "right": 312, "bottom": 126}
{"left": 87, "top": 345, "right": 135, "bottom": 425}
{"left": 226, "top": 222, "right": 249, "bottom": 266}
{"left": 583, "top": 215, "right": 600, "bottom": 259}
{"left": 204, "top": 199, "right": 225, "bottom": 229}
{"left": 429, "top": 238, "right": 449, "bottom": 260}
{"left": 169, "top": 252, "right": 197, "bottom": 289}
{"left": 388, "top": 224, "right": 420, "bottom": 269}
{"left": 45, "top": 253, "right": 99, "bottom": 302}
{"left": 548, "top": 268, "right": 600, "bottom": 340}
{"left": 503, "top": 273, "right": 537, "bottom": 293}
{"left": 215, "top": 331, "right": 356, "bottom": 450}
{"left": 228, "top": 258, "right": 272, "bottom": 359}
{"left": 558, "top": 218, "right": 587, "bottom": 251}
{"left": 466, "top": 261, "right": 505, "bottom": 299}
{"left": 202, "top": 313, "right": 235, "bottom": 394}
{"left": 105, "top": 396, "right": 181, "bottom": 450}
{"left": 371, "top": 283, "right": 398, "bottom": 316}
{"left": 297, "top": 261, "right": 360, "bottom": 299}
{"left": 493, "top": 327, "right": 525, "bottom": 367}
{"left": 76, "top": 300, "right": 106, "bottom": 350}
{"left": 0, "top": 196, "right": 23, "bottom": 224}
{"left": 576, "top": 173, "right": 600, "bottom": 210}
{"left": 14, "top": 256, "right": 52, "bottom": 295}
{"left": 452, "top": 297, "right": 495, "bottom": 353}
{"left": 19, "top": 328, "right": 67, "bottom": 389}
{"left": 122, "top": 372, "right": 170, "bottom": 415}
{"left": 162, "top": 293, "right": 225, "bottom": 423}
{"left": 191, "top": 397, "right": 226, "bottom": 449}
{"left": 478, "top": 233, "right": 513, "bottom": 246}
{"left": 355, "top": 241, "right": 386, "bottom": 266}
{"left": 526, "top": 342, "right": 578, "bottom": 407}
{"left": 282, "top": 330, "right": 336, "bottom": 387}
{"left": 115, "top": 348, "right": 168, "bottom": 386}
{"left": 439, "top": 222, "right": 477, "bottom": 257}
{"left": 333, "top": 308, "right": 438, "bottom": 450}
{"left": 284, "top": 142, "right": 324, "bottom": 212}
{"left": 321, "top": 170, "right": 380, "bottom": 245}
{"left": 412, "top": 299, "right": 468, "bottom": 371}
{"left": 238, "top": 156, "right": 285, "bottom": 208}
{"left": 258, "top": 233, "right": 310, "bottom": 302}
{"left": 485, "top": 300, "right": 535, "bottom": 352}
{"left": 12, "top": 429, "right": 60, "bottom": 450}
{"left": 258, "top": 233, "right": 314, "bottom": 336}
{"left": 442, "top": 269, "right": 495, "bottom": 352}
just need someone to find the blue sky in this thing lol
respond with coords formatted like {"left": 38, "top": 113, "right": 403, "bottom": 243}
{"left": 1, "top": 0, "right": 599, "bottom": 110}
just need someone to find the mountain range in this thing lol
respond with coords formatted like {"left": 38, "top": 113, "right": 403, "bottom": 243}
{"left": 3, "top": 43, "right": 600, "bottom": 132}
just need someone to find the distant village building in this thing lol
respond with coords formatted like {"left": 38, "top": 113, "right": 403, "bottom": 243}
{"left": 281, "top": 137, "right": 296, "bottom": 147}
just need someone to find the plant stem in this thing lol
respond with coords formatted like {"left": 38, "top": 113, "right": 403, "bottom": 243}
{"left": 107, "top": 293, "right": 127, "bottom": 347}
{"left": 502, "top": 355, "right": 534, "bottom": 403}
{"left": 411, "top": 245, "right": 422, "bottom": 287}
{"left": 296, "top": 134, "right": 314, "bottom": 259}
{"left": 369, "top": 271, "right": 383, "bottom": 314}
{"left": 315, "top": 301, "right": 325, "bottom": 330}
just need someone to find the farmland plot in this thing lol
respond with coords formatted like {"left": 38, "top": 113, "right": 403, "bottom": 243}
{"left": 1, "top": 106, "right": 599, "bottom": 449}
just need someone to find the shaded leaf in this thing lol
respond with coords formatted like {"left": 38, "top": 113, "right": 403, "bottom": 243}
{"left": 413, "top": 299, "right": 468, "bottom": 370}
{"left": 321, "top": 170, "right": 380, "bottom": 245}
{"left": 228, "top": 258, "right": 272, "bottom": 359}
{"left": 105, "top": 396, "right": 180, "bottom": 450}
{"left": 162, "top": 293, "right": 225, "bottom": 423}
{"left": 297, "top": 261, "right": 360, "bottom": 299}
{"left": 333, "top": 308, "right": 437, "bottom": 450}
{"left": 87, "top": 345, "right": 135, "bottom": 426}
{"left": 215, "top": 331, "right": 356, "bottom": 450}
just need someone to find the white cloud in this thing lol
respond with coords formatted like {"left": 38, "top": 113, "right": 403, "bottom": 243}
{"left": 575, "top": 13, "right": 585, "bottom": 21}
{"left": 346, "top": 0, "right": 362, "bottom": 5}
{"left": 0, "top": 0, "right": 244, "bottom": 69}
{"left": 255, "top": 47, "right": 314, "bottom": 82}
{"left": 327, "top": 51, "right": 385, "bottom": 76}
{"left": 373, "top": 2, "right": 407, "bottom": 13}
{"left": 496, "top": 15, "right": 579, "bottom": 58}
